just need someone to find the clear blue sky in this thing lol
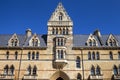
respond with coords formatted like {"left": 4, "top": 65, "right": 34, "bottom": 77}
{"left": 0, "top": 0, "right": 120, "bottom": 34}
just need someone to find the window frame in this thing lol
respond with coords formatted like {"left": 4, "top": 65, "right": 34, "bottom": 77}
{"left": 76, "top": 56, "right": 80, "bottom": 68}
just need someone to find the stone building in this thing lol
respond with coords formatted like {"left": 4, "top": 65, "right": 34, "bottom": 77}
{"left": 0, "top": 2, "right": 120, "bottom": 80}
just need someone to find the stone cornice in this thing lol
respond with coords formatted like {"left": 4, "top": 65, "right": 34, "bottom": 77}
{"left": 0, "top": 47, "right": 47, "bottom": 50}
{"left": 72, "top": 47, "right": 120, "bottom": 50}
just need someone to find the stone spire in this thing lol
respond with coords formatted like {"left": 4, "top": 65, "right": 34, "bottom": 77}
{"left": 47, "top": 2, "right": 73, "bottom": 26}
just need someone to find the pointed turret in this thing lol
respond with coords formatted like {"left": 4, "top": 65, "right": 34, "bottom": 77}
{"left": 47, "top": 2, "right": 73, "bottom": 26}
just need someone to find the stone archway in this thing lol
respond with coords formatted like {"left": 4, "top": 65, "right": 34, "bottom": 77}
{"left": 56, "top": 77, "right": 64, "bottom": 80}
{"left": 50, "top": 71, "right": 70, "bottom": 80}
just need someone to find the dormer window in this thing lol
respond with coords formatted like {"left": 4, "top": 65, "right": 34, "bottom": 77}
{"left": 11, "top": 39, "right": 14, "bottom": 46}
{"left": 87, "top": 35, "right": 98, "bottom": 47}
{"left": 107, "top": 34, "right": 118, "bottom": 47}
{"left": 109, "top": 39, "right": 113, "bottom": 46}
{"left": 89, "top": 39, "right": 92, "bottom": 46}
{"left": 35, "top": 39, "right": 38, "bottom": 46}
{"left": 29, "top": 34, "right": 40, "bottom": 47}
{"left": 32, "top": 39, "right": 39, "bottom": 47}
{"left": 15, "top": 39, "right": 18, "bottom": 46}
{"left": 8, "top": 34, "right": 19, "bottom": 47}
{"left": 93, "top": 39, "right": 96, "bottom": 46}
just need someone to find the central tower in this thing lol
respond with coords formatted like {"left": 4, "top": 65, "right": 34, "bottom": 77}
{"left": 47, "top": 3, "right": 73, "bottom": 69}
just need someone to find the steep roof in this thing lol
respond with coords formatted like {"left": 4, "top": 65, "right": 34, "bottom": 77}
{"left": 0, "top": 34, "right": 120, "bottom": 48}
{"left": 0, "top": 34, "right": 47, "bottom": 47}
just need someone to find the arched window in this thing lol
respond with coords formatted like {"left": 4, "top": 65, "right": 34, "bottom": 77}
{"left": 52, "top": 28, "right": 55, "bottom": 34}
{"left": 58, "top": 38, "right": 60, "bottom": 46}
{"left": 59, "top": 13, "right": 63, "bottom": 21}
{"left": 32, "top": 52, "right": 35, "bottom": 60}
{"left": 113, "top": 39, "right": 117, "bottom": 46}
{"left": 15, "top": 51, "right": 18, "bottom": 60}
{"left": 27, "top": 65, "right": 31, "bottom": 75}
{"left": 61, "top": 39, "right": 64, "bottom": 46}
{"left": 89, "top": 39, "right": 92, "bottom": 46}
{"left": 91, "top": 66, "right": 95, "bottom": 75}
{"left": 66, "top": 28, "right": 69, "bottom": 35}
{"left": 118, "top": 52, "right": 120, "bottom": 60}
{"left": 76, "top": 56, "right": 80, "bottom": 68}
{"left": 92, "top": 52, "right": 95, "bottom": 60}
{"left": 35, "top": 39, "right": 38, "bottom": 47}
{"left": 109, "top": 39, "right": 113, "bottom": 46}
{"left": 96, "top": 66, "right": 101, "bottom": 75}
{"left": 93, "top": 39, "right": 96, "bottom": 46}
{"left": 109, "top": 52, "right": 113, "bottom": 60}
{"left": 32, "top": 39, "right": 34, "bottom": 46}
{"left": 113, "top": 65, "right": 118, "bottom": 75}
{"left": 28, "top": 52, "right": 31, "bottom": 60}
{"left": 56, "top": 28, "right": 58, "bottom": 34}
{"left": 36, "top": 52, "right": 39, "bottom": 60}
{"left": 6, "top": 51, "right": 9, "bottom": 59}
{"left": 88, "top": 52, "right": 91, "bottom": 60}
{"left": 33, "top": 65, "right": 37, "bottom": 75}
{"left": 96, "top": 52, "right": 100, "bottom": 60}
{"left": 10, "top": 65, "right": 14, "bottom": 75}
{"left": 60, "top": 28, "right": 62, "bottom": 34}
{"left": 11, "top": 39, "right": 14, "bottom": 46}
{"left": 14, "top": 39, "right": 18, "bottom": 46}
{"left": 61, "top": 50, "right": 64, "bottom": 59}
{"left": 4, "top": 65, "right": 9, "bottom": 75}
{"left": 77, "top": 73, "right": 81, "bottom": 80}
{"left": 63, "top": 28, "right": 65, "bottom": 34}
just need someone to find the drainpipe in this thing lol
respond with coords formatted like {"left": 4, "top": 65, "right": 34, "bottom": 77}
{"left": 81, "top": 48, "right": 84, "bottom": 80}
{"left": 18, "top": 48, "right": 23, "bottom": 80}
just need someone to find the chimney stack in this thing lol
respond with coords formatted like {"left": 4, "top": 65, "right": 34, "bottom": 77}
{"left": 26, "top": 28, "right": 32, "bottom": 38}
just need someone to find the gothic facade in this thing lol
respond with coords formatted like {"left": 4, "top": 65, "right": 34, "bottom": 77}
{"left": 0, "top": 3, "right": 120, "bottom": 80}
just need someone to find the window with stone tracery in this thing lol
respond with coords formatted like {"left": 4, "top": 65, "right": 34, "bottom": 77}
{"left": 4, "top": 65, "right": 9, "bottom": 75}
{"left": 56, "top": 49, "right": 66, "bottom": 60}
{"left": 107, "top": 35, "right": 118, "bottom": 47}
{"left": 32, "top": 39, "right": 39, "bottom": 47}
{"left": 91, "top": 66, "right": 95, "bottom": 75}
{"left": 30, "top": 35, "right": 40, "bottom": 47}
{"left": 27, "top": 65, "right": 31, "bottom": 75}
{"left": 8, "top": 35, "right": 19, "bottom": 47}
{"left": 96, "top": 66, "right": 101, "bottom": 75}
{"left": 33, "top": 65, "right": 37, "bottom": 75}
{"left": 59, "top": 12, "right": 63, "bottom": 21}
{"left": 55, "top": 37, "right": 66, "bottom": 46}
{"left": 10, "top": 65, "right": 14, "bottom": 75}
{"left": 52, "top": 27, "right": 69, "bottom": 35}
